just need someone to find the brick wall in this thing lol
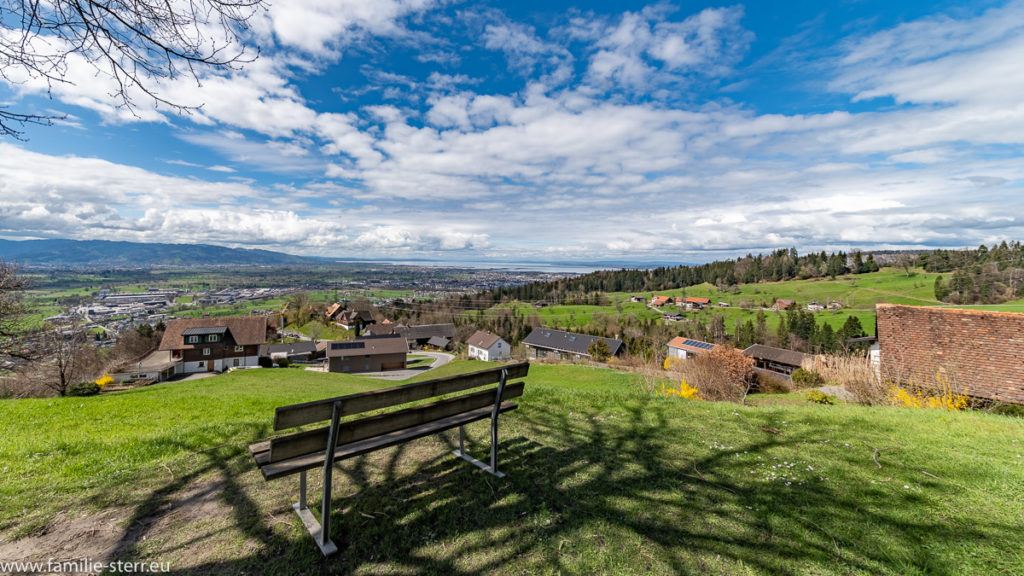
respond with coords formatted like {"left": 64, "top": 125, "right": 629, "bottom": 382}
{"left": 877, "top": 304, "right": 1024, "bottom": 404}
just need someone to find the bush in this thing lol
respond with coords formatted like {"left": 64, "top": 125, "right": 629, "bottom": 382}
{"left": 791, "top": 368, "right": 825, "bottom": 388}
{"left": 805, "top": 390, "right": 835, "bottom": 405}
{"left": 276, "top": 357, "right": 291, "bottom": 368}
{"left": 755, "top": 371, "right": 791, "bottom": 394}
{"left": 990, "top": 403, "right": 1024, "bottom": 418}
{"left": 678, "top": 346, "right": 754, "bottom": 403}
{"left": 257, "top": 356, "right": 273, "bottom": 368}
{"left": 67, "top": 381, "right": 101, "bottom": 397}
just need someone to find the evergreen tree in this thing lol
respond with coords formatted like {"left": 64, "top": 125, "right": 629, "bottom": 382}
{"left": 934, "top": 274, "right": 949, "bottom": 301}
{"left": 853, "top": 251, "right": 865, "bottom": 274}
{"left": 754, "top": 310, "right": 768, "bottom": 344}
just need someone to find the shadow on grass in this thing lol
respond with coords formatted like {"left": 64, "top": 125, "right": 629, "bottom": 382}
{"left": 102, "top": 397, "right": 1017, "bottom": 575}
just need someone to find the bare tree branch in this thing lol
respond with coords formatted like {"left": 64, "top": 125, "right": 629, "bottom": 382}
{"left": 0, "top": 0, "right": 265, "bottom": 137}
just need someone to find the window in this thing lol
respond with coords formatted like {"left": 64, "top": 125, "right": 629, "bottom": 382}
{"left": 202, "top": 348, "right": 211, "bottom": 356}
{"left": 207, "top": 334, "right": 221, "bottom": 343}
{"left": 235, "top": 346, "right": 245, "bottom": 352}
{"left": 186, "top": 335, "right": 200, "bottom": 344}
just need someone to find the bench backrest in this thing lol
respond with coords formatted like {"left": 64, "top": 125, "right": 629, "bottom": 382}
{"left": 267, "top": 362, "right": 529, "bottom": 464}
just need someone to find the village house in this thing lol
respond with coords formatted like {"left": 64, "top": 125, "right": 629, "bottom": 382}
{"left": 334, "top": 309, "right": 376, "bottom": 332}
{"left": 666, "top": 337, "right": 716, "bottom": 359}
{"left": 158, "top": 316, "right": 271, "bottom": 374}
{"left": 742, "top": 344, "right": 810, "bottom": 376}
{"left": 326, "top": 335, "right": 408, "bottom": 373}
{"left": 770, "top": 299, "right": 796, "bottom": 311}
{"left": 522, "top": 328, "right": 623, "bottom": 361}
{"left": 651, "top": 295, "right": 673, "bottom": 307}
{"left": 394, "top": 323, "right": 456, "bottom": 350}
{"left": 682, "top": 296, "right": 711, "bottom": 310}
{"left": 807, "top": 301, "right": 825, "bottom": 312}
{"left": 324, "top": 302, "right": 344, "bottom": 321}
{"left": 466, "top": 331, "right": 511, "bottom": 361}
{"left": 877, "top": 304, "right": 1024, "bottom": 404}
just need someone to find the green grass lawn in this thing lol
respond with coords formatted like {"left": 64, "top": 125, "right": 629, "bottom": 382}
{"left": 1, "top": 363, "right": 1022, "bottom": 574}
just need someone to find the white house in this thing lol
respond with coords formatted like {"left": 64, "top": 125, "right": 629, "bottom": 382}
{"left": 466, "top": 331, "right": 510, "bottom": 361}
{"left": 666, "top": 337, "right": 716, "bottom": 359}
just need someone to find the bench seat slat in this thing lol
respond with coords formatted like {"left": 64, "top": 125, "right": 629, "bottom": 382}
{"left": 268, "top": 382, "right": 524, "bottom": 463}
{"left": 274, "top": 362, "right": 529, "bottom": 430}
{"left": 257, "top": 402, "right": 518, "bottom": 481}
{"left": 248, "top": 441, "right": 270, "bottom": 456}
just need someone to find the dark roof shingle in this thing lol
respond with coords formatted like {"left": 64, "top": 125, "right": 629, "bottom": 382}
{"left": 523, "top": 328, "right": 623, "bottom": 357}
{"left": 742, "top": 344, "right": 810, "bottom": 368}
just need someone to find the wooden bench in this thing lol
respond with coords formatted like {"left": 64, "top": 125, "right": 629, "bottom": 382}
{"left": 249, "top": 362, "right": 529, "bottom": 556}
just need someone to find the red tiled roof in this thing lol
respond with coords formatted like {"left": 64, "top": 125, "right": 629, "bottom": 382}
{"left": 684, "top": 297, "right": 711, "bottom": 304}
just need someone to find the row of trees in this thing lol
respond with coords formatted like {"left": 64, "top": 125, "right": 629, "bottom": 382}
{"left": 493, "top": 248, "right": 881, "bottom": 304}
{"left": 928, "top": 243, "right": 1024, "bottom": 304}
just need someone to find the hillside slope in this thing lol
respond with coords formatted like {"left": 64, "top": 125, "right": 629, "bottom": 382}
{"left": 0, "top": 363, "right": 1021, "bottom": 575}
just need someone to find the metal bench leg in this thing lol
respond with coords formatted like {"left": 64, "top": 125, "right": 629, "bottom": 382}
{"left": 293, "top": 400, "right": 341, "bottom": 556}
{"left": 451, "top": 369, "right": 507, "bottom": 478}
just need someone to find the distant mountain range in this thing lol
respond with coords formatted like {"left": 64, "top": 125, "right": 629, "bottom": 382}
{"left": 0, "top": 239, "right": 314, "bottom": 267}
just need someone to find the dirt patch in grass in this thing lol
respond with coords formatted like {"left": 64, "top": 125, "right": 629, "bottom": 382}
{"left": 0, "top": 478, "right": 238, "bottom": 570}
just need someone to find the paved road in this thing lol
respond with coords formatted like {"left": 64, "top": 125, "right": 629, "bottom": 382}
{"left": 363, "top": 351, "right": 455, "bottom": 380}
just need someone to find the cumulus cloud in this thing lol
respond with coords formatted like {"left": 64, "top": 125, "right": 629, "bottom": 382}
{"left": 2, "top": 2, "right": 1024, "bottom": 262}
{"left": 577, "top": 5, "right": 753, "bottom": 92}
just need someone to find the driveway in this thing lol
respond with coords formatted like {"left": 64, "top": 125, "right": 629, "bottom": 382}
{"left": 361, "top": 351, "right": 455, "bottom": 381}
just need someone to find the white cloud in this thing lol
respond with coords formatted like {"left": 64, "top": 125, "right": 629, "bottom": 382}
{"left": 3, "top": 2, "right": 1024, "bottom": 262}
{"left": 262, "top": 0, "right": 437, "bottom": 56}
{"left": 581, "top": 6, "right": 752, "bottom": 92}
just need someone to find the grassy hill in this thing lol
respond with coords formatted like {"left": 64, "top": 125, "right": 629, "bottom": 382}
{"left": 1, "top": 363, "right": 1022, "bottom": 575}
{"left": 496, "top": 268, "right": 1024, "bottom": 337}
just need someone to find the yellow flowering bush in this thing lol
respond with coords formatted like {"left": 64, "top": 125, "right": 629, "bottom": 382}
{"left": 888, "top": 386, "right": 969, "bottom": 411}
{"left": 887, "top": 371, "right": 969, "bottom": 411}
{"left": 95, "top": 375, "right": 114, "bottom": 388}
{"left": 660, "top": 377, "right": 701, "bottom": 400}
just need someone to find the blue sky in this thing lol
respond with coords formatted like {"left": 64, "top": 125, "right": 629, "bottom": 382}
{"left": 1, "top": 0, "right": 1022, "bottom": 263}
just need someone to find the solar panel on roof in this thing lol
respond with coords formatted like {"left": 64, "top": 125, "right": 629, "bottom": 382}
{"left": 682, "top": 339, "right": 714, "bottom": 350}
{"left": 331, "top": 342, "right": 365, "bottom": 350}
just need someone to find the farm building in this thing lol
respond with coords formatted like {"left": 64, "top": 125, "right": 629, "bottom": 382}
{"left": 466, "top": 331, "right": 511, "bottom": 361}
{"left": 742, "top": 344, "right": 810, "bottom": 376}
{"left": 682, "top": 297, "right": 711, "bottom": 309}
{"left": 326, "top": 335, "right": 408, "bottom": 373}
{"left": 877, "top": 304, "right": 1024, "bottom": 404}
{"left": 394, "top": 323, "right": 456, "bottom": 349}
{"left": 523, "top": 328, "right": 623, "bottom": 361}
{"left": 260, "top": 341, "right": 320, "bottom": 363}
{"left": 666, "top": 337, "right": 716, "bottom": 359}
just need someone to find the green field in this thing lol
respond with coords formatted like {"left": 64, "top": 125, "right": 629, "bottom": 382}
{"left": 489, "top": 268, "right": 1024, "bottom": 338}
{"left": 1, "top": 363, "right": 1022, "bottom": 574}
